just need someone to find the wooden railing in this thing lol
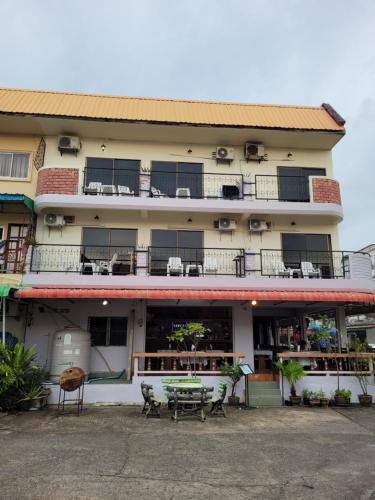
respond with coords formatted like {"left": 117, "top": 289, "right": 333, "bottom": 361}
{"left": 133, "top": 352, "right": 245, "bottom": 376}
{"left": 277, "top": 352, "right": 375, "bottom": 375}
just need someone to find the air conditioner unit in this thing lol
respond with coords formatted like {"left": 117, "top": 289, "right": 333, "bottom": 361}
{"left": 44, "top": 214, "right": 66, "bottom": 227}
{"left": 244, "top": 143, "right": 265, "bottom": 161}
{"left": 215, "top": 146, "right": 234, "bottom": 161}
{"left": 214, "top": 218, "right": 237, "bottom": 231}
{"left": 58, "top": 135, "right": 81, "bottom": 153}
{"left": 248, "top": 219, "right": 268, "bottom": 232}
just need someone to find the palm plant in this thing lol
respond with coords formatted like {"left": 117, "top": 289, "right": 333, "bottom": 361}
{"left": 275, "top": 360, "right": 305, "bottom": 397}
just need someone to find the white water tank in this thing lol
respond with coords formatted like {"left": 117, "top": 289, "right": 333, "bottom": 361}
{"left": 50, "top": 326, "right": 91, "bottom": 382}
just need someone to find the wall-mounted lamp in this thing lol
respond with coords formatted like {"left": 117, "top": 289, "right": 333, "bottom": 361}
{"left": 287, "top": 152, "right": 293, "bottom": 158}
{"left": 102, "top": 299, "right": 109, "bottom": 306}
{"left": 251, "top": 300, "right": 257, "bottom": 306}
{"left": 187, "top": 149, "right": 192, "bottom": 154}
{"left": 187, "top": 218, "right": 192, "bottom": 223}
{"left": 101, "top": 144, "right": 106, "bottom": 152}
{"left": 291, "top": 221, "right": 296, "bottom": 226}
{"left": 94, "top": 215, "right": 99, "bottom": 220}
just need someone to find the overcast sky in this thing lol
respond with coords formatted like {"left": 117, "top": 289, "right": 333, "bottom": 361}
{"left": 0, "top": 0, "right": 374, "bottom": 250}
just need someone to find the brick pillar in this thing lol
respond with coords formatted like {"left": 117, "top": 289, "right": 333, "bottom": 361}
{"left": 311, "top": 177, "right": 342, "bottom": 205}
{"left": 36, "top": 167, "right": 79, "bottom": 195}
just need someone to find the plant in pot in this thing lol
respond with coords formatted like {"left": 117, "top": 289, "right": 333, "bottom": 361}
{"left": 350, "top": 338, "right": 373, "bottom": 407}
{"left": 275, "top": 360, "right": 305, "bottom": 405}
{"left": 167, "top": 322, "right": 208, "bottom": 377}
{"left": 302, "top": 389, "right": 313, "bottom": 406}
{"left": 18, "top": 365, "right": 50, "bottom": 411}
{"left": 220, "top": 362, "right": 244, "bottom": 405}
{"left": 308, "top": 391, "right": 321, "bottom": 407}
{"left": 316, "top": 390, "right": 329, "bottom": 407}
{"left": 309, "top": 315, "right": 336, "bottom": 351}
{"left": 334, "top": 388, "right": 352, "bottom": 407}
{"left": 0, "top": 342, "right": 37, "bottom": 412}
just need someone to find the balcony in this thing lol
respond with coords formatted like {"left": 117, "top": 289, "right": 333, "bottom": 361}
{"left": 26, "top": 245, "right": 372, "bottom": 280}
{"left": 30, "top": 244, "right": 136, "bottom": 275}
{"left": 35, "top": 167, "right": 343, "bottom": 220}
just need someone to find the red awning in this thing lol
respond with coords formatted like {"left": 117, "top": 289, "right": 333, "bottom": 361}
{"left": 14, "top": 288, "right": 375, "bottom": 303}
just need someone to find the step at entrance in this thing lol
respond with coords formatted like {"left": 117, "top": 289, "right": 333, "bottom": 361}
{"left": 247, "top": 381, "right": 283, "bottom": 407}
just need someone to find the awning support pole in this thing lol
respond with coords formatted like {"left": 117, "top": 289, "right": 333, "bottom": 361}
{"left": 2, "top": 296, "right": 5, "bottom": 344}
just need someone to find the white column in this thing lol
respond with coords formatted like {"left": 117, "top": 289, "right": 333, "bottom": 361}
{"left": 336, "top": 305, "right": 347, "bottom": 349}
{"left": 233, "top": 303, "right": 254, "bottom": 367}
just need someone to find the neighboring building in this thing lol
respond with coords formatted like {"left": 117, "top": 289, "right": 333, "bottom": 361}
{"left": 0, "top": 87, "right": 374, "bottom": 404}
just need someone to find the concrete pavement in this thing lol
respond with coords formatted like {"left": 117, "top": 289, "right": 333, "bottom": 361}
{"left": 1, "top": 405, "right": 374, "bottom": 499}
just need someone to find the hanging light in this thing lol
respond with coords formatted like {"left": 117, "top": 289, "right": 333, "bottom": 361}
{"left": 251, "top": 300, "right": 257, "bottom": 306}
{"left": 102, "top": 299, "right": 109, "bottom": 306}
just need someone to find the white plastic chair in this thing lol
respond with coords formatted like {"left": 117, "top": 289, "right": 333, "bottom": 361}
{"left": 176, "top": 187, "right": 191, "bottom": 198}
{"left": 99, "top": 253, "right": 118, "bottom": 275}
{"left": 151, "top": 186, "right": 167, "bottom": 197}
{"left": 85, "top": 182, "right": 102, "bottom": 195}
{"left": 203, "top": 256, "right": 218, "bottom": 275}
{"left": 167, "top": 257, "right": 183, "bottom": 276}
{"left": 117, "top": 185, "right": 134, "bottom": 196}
{"left": 79, "top": 262, "right": 99, "bottom": 275}
{"left": 301, "top": 261, "right": 321, "bottom": 279}
{"left": 185, "top": 264, "right": 203, "bottom": 276}
{"left": 101, "top": 185, "right": 116, "bottom": 195}
{"left": 273, "top": 261, "right": 293, "bottom": 278}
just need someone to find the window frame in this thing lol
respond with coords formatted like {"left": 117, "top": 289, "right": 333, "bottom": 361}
{"left": 0, "top": 151, "right": 31, "bottom": 180}
{"left": 85, "top": 157, "right": 141, "bottom": 194}
{"left": 88, "top": 316, "right": 128, "bottom": 347}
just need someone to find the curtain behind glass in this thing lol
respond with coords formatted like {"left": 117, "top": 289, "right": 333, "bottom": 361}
{"left": 0, "top": 153, "right": 12, "bottom": 177}
{"left": 11, "top": 154, "right": 29, "bottom": 178}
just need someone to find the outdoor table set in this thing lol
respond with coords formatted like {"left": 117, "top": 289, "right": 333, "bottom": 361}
{"left": 141, "top": 380, "right": 227, "bottom": 422}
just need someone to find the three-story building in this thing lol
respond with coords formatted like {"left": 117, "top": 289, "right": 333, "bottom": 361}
{"left": 0, "top": 87, "right": 374, "bottom": 403}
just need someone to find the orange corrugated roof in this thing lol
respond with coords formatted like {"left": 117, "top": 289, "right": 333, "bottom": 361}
{"left": 0, "top": 87, "right": 345, "bottom": 132}
{"left": 15, "top": 288, "right": 375, "bottom": 302}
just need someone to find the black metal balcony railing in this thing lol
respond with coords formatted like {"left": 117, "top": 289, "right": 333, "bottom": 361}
{"left": 83, "top": 167, "right": 140, "bottom": 196}
{"left": 255, "top": 175, "right": 310, "bottom": 202}
{"left": 258, "top": 250, "right": 355, "bottom": 279}
{"left": 27, "top": 245, "right": 369, "bottom": 280}
{"left": 149, "top": 171, "right": 244, "bottom": 199}
{"left": 30, "top": 245, "right": 136, "bottom": 275}
{"left": 148, "top": 247, "right": 245, "bottom": 276}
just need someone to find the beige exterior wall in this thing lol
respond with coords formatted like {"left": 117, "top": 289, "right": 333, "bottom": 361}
{"left": 43, "top": 135, "right": 334, "bottom": 181}
{"left": 38, "top": 135, "right": 339, "bottom": 250}
{"left": 0, "top": 134, "right": 42, "bottom": 199}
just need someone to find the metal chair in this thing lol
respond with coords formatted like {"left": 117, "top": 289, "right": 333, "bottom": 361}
{"left": 208, "top": 382, "right": 227, "bottom": 417}
{"left": 99, "top": 253, "right": 118, "bottom": 275}
{"left": 140, "top": 382, "right": 161, "bottom": 418}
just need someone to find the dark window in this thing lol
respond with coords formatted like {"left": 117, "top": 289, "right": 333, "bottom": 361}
{"left": 282, "top": 233, "right": 334, "bottom": 277}
{"left": 151, "top": 161, "right": 203, "bottom": 198}
{"left": 81, "top": 228, "right": 137, "bottom": 275}
{"left": 278, "top": 167, "right": 326, "bottom": 202}
{"left": 146, "top": 306, "right": 232, "bottom": 353}
{"left": 89, "top": 317, "right": 127, "bottom": 346}
{"left": 150, "top": 230, "right": 203, "bottom": 275}
{"left": 86, "top": 158, "right": 140, "bottom": 194}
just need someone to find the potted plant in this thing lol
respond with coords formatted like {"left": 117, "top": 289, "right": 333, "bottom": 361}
{"left": 302, "top": 389, "right": 312, "bottom": 406}
{"left": 334, "top": 388, "right": 352, "bottom": 407}
{"left": 220, "top": 362, "right": 244, "bottom": 405}
{"left": 317, "top": 390, "right": 329, "bottom": 407}
{"left": 167, "top": 322, "right": 208, "bottom": 376}
{"left": 18, "top": 365, "right": 50, "bottom": 411}
{"left": 350, "top": 338, "right": 373, "bottom": 407}
{"left": 275, "top": 360, "right": 305, "bottom": 405}
{"left": 307, "top": 391, "right": 321, "bottom": 407}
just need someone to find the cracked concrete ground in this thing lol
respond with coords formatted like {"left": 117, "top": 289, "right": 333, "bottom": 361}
{"left": 1, "top": 405, "right": 375, "bottom": 500}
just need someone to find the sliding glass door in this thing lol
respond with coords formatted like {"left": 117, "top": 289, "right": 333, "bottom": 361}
{"left": 151, "top": 162, "right": 203, "bottom": 198}
{"left": 85, "top": 158, "right": 140, "bottom": 194}
{"left": 150, "top": 230, "right": 203, "bottom": 275}
{"left": 282, "top": 233, "right": 334, "bottom": 277}
{"left": 278, "top": 167, "right": 326, "bottom": 202}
